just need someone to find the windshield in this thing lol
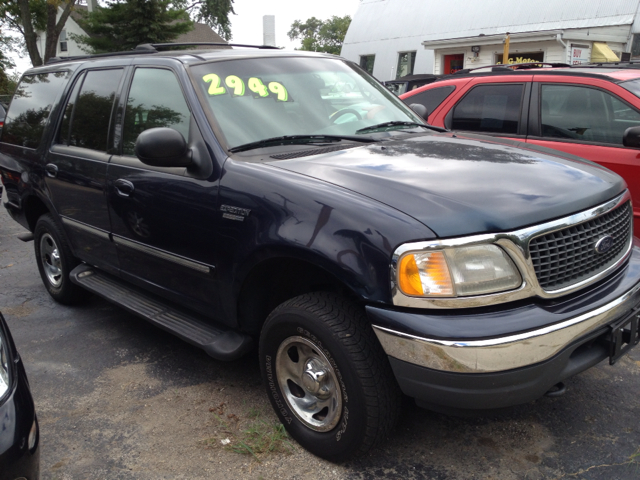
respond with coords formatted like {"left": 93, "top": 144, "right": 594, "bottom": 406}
{"left": 619, "top": 78, "right": 640, "bottom": 98}
{"left": 191, "top": 57, "right": 424, "bottom": 150}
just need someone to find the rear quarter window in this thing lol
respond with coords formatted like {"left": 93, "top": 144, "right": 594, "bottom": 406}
{"left": 404, "top": 85, "right": 455, "bottom": 115}
{"left": 1, "top": 71, "right": 70, "bottom": 149}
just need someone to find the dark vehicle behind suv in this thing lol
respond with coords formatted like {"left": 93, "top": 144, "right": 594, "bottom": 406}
{"left": 0, "top": 46, "right": 639, "bottom": 461}
{"left": 0, "top": 311, "right": 40, "bottom": 480}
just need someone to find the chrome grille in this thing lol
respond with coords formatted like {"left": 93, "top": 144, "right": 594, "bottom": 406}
{"left": 529, "top": 201, "right": 632, "bottom": 290}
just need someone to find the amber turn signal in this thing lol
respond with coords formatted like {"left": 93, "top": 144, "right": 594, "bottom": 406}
{"left": 397, "top": 251, "right": 454, "bottom": 296}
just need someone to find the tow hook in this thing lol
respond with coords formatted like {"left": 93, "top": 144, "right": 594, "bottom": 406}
{"left": 545, "top": 382, "right": 567, "bottom": 397}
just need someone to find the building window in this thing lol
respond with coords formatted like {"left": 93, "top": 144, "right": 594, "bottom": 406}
{"left": 359, "top": 55, "right": 375, "bottom": 75}
{"left": 60, "top": 30, "right": 68, "bottom": 52}
{"left": 396, "top": 51, "right": 416, "bottom": 79}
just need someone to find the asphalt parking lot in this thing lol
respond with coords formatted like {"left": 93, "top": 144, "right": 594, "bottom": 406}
{"left": 1, "top": 202, "right": 639, "bottom": 480}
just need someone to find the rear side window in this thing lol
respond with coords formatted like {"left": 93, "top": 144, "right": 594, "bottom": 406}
{"left": 540, "top": 84, "right": 640, "bottom": 145}
{"left": 58, "top": 69, "right": 123, "bottom": 152}
{"left": 2, "top": 72, "right": 70, "bottom": 148}
{"left": 405, "top": 86, "right": 455, "bottom": 115}
{"left": 452, "top": 84, "right": 523, "bottom": 134}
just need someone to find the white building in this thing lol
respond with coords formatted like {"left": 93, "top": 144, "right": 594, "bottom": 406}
{"left": 341, "top": 0, "right": 640, "bottom": 81}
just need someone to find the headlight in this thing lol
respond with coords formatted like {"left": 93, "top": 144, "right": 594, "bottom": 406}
{"left": 397, "top": 245, "right": 522, "bottom": 297}
{"left": 0, "top": 327, "right": 10, "bottom": 398}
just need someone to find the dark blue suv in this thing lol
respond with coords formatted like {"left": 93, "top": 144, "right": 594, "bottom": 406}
{"left": 0, "top": 44, "right": 638, "bottom": 461}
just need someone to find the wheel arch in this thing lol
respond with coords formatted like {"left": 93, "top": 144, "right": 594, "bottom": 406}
{"left": 236, "top": 251, "right": 366, "bottom": 336}
{"left": 24, "top": 194, "right": 53, "bottom": 232}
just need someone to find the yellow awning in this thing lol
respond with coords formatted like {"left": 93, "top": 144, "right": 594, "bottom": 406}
{"left": 591, "top": 42, "right": 620, "bottom": 63}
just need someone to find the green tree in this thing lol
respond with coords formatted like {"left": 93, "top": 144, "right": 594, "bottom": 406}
{"left": 0, "top": 0, "right": 234, "bottom": 69}
{"left": 173, "top": 0, "right": 235, "bottom": 41}
{"left": 72, "top": 0, "right": 193, "bottom": 53}
{"left": 288, "top": 15, "right": 351, "bottom": 55}
{"left": 0, "top": 0, "right": 77, "bottom": 67}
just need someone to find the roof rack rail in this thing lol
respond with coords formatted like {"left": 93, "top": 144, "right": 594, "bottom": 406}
{"left": 578, "top": 61, "right": 640, "bottom": 69}
{"left": 453, "top": 62, "right": 570, "bottom": 75}
{"left": 147, "top": 42, "right": 281, "bottom": 50}
{"left": 46, "top": 45, "right": 158, "bottom": 64}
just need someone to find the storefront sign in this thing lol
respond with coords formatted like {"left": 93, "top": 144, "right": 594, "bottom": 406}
{"left": 571, "top": 44, "right": 591, "bottom": 65}
{"left": 496, "top": 52, "right": 544, "bottom": 65}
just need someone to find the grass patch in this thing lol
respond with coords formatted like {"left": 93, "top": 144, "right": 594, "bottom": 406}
{"left": 204, "top": 406, "right": 295, "bottom": 461}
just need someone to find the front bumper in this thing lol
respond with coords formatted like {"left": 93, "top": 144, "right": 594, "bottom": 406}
{"left": 368, "top": 243, "right": 640, "bottom": 409}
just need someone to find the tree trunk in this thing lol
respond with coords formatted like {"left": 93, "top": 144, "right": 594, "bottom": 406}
{"left": 16, "top": 0, "right": 43, "bottom": 67}
{"left": 43, "top": 3, "right": 59, "bottom": 63}
{"left": 43, "top": 0, "right": 78, "bottom": 64}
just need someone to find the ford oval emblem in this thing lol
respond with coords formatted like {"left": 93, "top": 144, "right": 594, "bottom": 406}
{"left": 595, "top": 235, "right": 614, "bottom": 254}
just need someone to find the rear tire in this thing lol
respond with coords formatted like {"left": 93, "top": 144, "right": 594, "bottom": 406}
{"left": 34, "top": 214, "right": 87, "bottom": 305}
{"left": 259, "top": 292, "right": 401, "bottom": 461}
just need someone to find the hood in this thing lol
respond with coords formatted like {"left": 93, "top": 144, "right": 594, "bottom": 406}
{"left": 266, "top": 133, "right": 625, "bottom": 238}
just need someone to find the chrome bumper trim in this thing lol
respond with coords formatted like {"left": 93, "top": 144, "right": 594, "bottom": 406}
{"left": 373, "top": 281, "right": 640, "bottom": 373}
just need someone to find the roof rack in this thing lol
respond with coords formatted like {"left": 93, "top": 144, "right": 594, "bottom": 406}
{"left": 45, "top": 42, "right": 279, "bottom": 64}
{"left": 453, "top": 62, "right": 570, "bottom": 75}
{"left": 147, "top": 42, "right": 281, "bottom": 50}
{"left": 46, "top": 44, "right": 158, "bottom": 64}
{"left": 574, "top": 61, "right": 640, "bottom": 69}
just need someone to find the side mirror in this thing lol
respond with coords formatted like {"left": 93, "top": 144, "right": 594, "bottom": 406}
{"left": 135, "top": 127, "right": 192, "bottom": 167}
{"left": 409, "top": 103, "right": 429, "bottom": 122}
{"left": 623, "top": 126, "right": 640, "bottom": 148}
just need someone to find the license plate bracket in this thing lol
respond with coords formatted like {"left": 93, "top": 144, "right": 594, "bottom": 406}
{"left": 608, "top": 306, "right": 640, "bottom": 365}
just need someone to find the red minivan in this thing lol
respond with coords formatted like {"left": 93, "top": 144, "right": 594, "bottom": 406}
{"left": 401, "top": 64, "right": 640, "bottom": 238}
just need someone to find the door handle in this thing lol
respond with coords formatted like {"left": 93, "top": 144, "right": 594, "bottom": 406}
{"left": 114, "top": 179, "right": 135, "bottom": 197}
{"left": 45, "top": 163, "right": 58, "bottom": 178}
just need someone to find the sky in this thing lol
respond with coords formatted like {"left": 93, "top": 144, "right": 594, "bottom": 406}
{"left": 8, "top": 0, "right": 363, "bottom": 75}
{"left": 230, "top": 0, "right": 361, "bottom": 49}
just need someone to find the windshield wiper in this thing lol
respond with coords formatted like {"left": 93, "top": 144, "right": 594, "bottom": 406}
{"left": 228, "top": 134, "right": 379, "bottom": 153}
{"left": 356, "top": 121, "right": 447, "bottom": 134}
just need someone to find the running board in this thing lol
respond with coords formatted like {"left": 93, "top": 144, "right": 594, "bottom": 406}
{"left": 70, "top": 264, "right": 253, "bottom": 361}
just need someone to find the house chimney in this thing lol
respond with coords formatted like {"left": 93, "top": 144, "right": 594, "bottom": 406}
{"left": 87, "top": 0, "right": 98, "bottom": 12}
{"left": 263, "top": 15, "right": 276, "bottom": 47}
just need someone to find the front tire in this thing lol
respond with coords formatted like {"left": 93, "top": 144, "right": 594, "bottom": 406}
{"left": 34, "top": 214, "right": 87, "bottom": 305}
{"left": 259, "top": 292, "right": 400, "bottom": 461}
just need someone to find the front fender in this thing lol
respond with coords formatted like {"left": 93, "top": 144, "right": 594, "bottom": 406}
{"left": 215, "top": 158, "right": 435, "bottom": 319}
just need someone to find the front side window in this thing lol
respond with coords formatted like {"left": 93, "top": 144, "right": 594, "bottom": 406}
{"left": 122, "top": 68, "right": 191, "bottom": 155}
{"left": 540, "top": 84, "right": 640, "bottom": 145}
{"left": 192, "top": 57, "right": 423, "bottom": 150}
{"left": 1, "top": 71, "right": 70, "bottom": 148}
{"left": 452, "top": 84, "right": 523, "bottom": 134}
{"left": 359, "top": 55, "right": 375, "bottom": 75}
{"left": 396, "top": 52, "right": 416, "bottom": 79}
{"left": 58, "top": 68, "right": 123, "bottom": 151}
